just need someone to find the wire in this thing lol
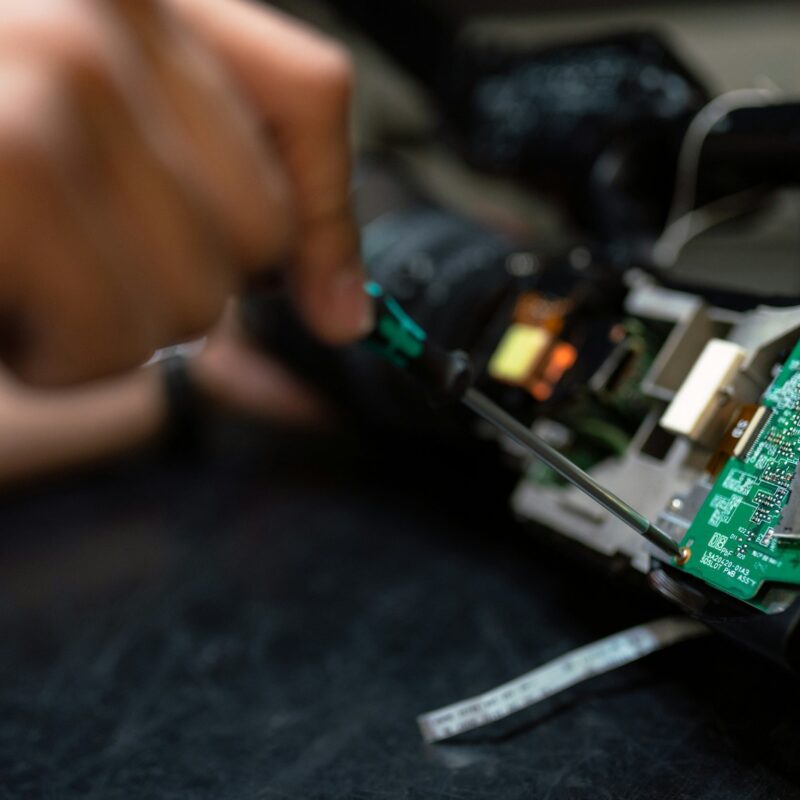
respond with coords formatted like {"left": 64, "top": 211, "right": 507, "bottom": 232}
{"left": 652, "top": 87, "right": 782, "bottom": 268}
{"left": 652, "top": 186, "right": 771, "bottom": 268}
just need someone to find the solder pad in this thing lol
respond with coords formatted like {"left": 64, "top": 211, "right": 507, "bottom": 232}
{"left": 677, "top": 339, "right": 800, "bottom": 609}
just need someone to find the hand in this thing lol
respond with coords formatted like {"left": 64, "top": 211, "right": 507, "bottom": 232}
{"left": 0, "top": 0, "right": 370, "bottom": 385}
{"left": 189, "top": 301, "right": 331, "bottom": 426}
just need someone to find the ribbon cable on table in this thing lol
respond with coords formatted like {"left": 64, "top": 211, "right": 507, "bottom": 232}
{"left": 417, "top": 616, "right": 708, "bottom": 744}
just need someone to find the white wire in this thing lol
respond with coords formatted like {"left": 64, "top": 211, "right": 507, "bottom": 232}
{"left": 652, "top": 87, "right": 782, "bottom": 268}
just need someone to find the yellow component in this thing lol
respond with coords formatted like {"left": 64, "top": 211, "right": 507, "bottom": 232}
{"left": 488, "top": 324, "right": 552, "bottom": 385}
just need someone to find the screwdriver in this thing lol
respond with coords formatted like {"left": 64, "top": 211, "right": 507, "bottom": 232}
{"left": 363, "top": 281, "right": 687, "bottom": 562}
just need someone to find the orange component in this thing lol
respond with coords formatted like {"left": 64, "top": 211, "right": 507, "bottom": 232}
{"left": 530, "top": 381, "right": 554, "bottom": 401}
{"left": 528, "top": 342, "right": 577, "bottom": 401}
{"left": 512, "top": 292, "right": 571, "bottom": 335}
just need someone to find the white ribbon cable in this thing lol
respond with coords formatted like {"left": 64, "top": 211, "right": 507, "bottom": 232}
{"left": 418, "top": 616, "right": 708, "bottom": 744}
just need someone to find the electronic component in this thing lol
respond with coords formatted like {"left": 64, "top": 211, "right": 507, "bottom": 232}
{"left": 676, "top": 338, "right": 800, "bottom": 607}
{"left": 660, "top": 339, "right": 746, "bottom": 441}
{"left": 733, "top": 405, "right": 773, "bottom": 460}
{"left": 488, "top": 324, "right": 552, "bottom": 385}
{"left": 512, "top": 293, "right": 570, "bottom": 333}
{"left": 529, "top": 342, "right": 577, "bottom": 401}
{"left": 706, "top": 404, "right": 772, "bottom": 476}
{"left": 589, "top": 328, "right": 642, "bottom": 396}
{"left": 773, "top": 471, "right": 800, "bottom": 540}
{"left": 487, "top": 291, "right": 576, "bottom": 395}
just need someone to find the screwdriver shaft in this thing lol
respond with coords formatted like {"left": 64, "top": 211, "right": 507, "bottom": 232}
{"left": 462, "top": 388, "right": 681, "bottom": 558}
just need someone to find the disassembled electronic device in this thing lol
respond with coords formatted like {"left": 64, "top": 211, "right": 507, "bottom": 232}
{"left": 244, "top": 152, "right": 800, "bottom": 667}
{"left": 361, "top": 242, "right": 800, "bottom": 626}
{"left": 242, "top": 12, "right": 800, "bottom": 664}
{"left": 507, "top": 278, "right": 800, "bottom": 619}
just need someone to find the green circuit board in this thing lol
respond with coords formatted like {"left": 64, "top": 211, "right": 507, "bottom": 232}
{"left": 677, "top": 338, "right": 800, "bottom": 608}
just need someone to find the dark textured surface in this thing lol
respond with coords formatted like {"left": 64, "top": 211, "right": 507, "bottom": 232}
{"left": 2, "top": 424, "right": 800, "bottom": 799}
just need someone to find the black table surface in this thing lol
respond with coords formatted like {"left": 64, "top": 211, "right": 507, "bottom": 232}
{"left": 2, "top": 422, "right": 800, "bottom": 800}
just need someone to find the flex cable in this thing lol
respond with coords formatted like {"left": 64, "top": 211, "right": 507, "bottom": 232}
{"left": 417, "top": 616, "right": 708, "bottom": 744}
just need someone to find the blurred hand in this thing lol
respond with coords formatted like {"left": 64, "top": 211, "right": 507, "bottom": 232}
{"left": 0, "top": 0, "right": 370, "bottom": 385}
{"left": 188, "top": 303, "right": 331, "bottom": 426}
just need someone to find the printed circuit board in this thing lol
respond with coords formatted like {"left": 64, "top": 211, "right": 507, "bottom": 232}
{"left": 677, "top": 339, "right": 800, "bottom": 608}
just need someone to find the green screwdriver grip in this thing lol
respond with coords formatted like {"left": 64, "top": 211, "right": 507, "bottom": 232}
{"left": 363, "top": 281, "right": 427, "bottom": 367}
{"left": 363, "top": 281, "right": 473, "bottom": 403}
